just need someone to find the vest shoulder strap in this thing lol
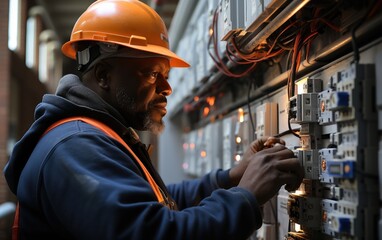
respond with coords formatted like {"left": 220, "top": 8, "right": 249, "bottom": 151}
{"left": 45, "top": 116, "right": 165, "bottom": 203}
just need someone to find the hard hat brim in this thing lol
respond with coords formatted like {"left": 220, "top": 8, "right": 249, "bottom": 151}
{"left": 62, "top": 40, "right": 190, "bottom": 68}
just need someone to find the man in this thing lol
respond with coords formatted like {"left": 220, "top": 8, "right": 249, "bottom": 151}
{"left": 4, "top": 0, "right": 304, "bottom": 239}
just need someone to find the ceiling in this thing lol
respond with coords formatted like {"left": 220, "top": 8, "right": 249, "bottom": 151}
{"left": 36, "top": 0, "right": 179, "bottom": 45}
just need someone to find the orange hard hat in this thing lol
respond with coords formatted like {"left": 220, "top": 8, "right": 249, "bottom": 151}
{"left": 61, "top": 0, "right": 189, "bottom": 68}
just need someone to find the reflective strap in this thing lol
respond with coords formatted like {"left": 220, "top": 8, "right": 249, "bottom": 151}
{"left": 12, "top": 203, "right": 19, "bottom": 240}
{"left": 45, "top": 117, "right": 165, "bottom": 203}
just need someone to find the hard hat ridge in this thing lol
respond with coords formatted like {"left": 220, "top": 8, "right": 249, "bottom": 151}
{"left": 61, "top": 0, "right": 189, "bottom": 68}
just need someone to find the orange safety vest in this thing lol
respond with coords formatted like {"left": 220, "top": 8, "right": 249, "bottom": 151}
{"left": 12, "top": 117, "right": 168, "bottom": 240}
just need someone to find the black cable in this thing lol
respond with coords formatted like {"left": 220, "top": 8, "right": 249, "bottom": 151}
{"left": 274, "top": 127, "right": 301, "bottom": 138}
{"left": 247, "top": 78, "right": 256, "bottom": 140}
{"left": 288, "top": 118, "right": 301, "bottom": 138}
{"left": 351, "top": 0, "right": 378, "bottom": 63}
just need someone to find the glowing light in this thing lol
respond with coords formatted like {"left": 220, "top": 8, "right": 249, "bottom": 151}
{"left": 238, "top": 108, "right": 244, "bottom": 122}
{"left": 182, "top": 162, "right": 189, "bottom": 170}
{"left": 209, "top": 27, "right": 213, "bottom": 36}
{"left": 294, "top": 190, "right": 304, "bottom": 195}
{"left": 235, "top": 154, "right": 241, "bottom": 162}
{"left": 235, "top": 136, "right": 242, "bottom": 144}
{"left": 206, "top": 96, "right": 215, "bottom": 106}
{"left": 203, "top": 107, "right": 210, "bottom": 116}
{"left": 183, "top": 143, "right": 188, "bottom": 150}
{"left": 294, "top": 223, "right": 301, "bottom": 232}
{"left": 194, "top": 96, "right": 199, "bottom": 102}
{"left": 190, "top": 143, "right": 195, "bottom": 150}
{"left": 201, "top": 150, "right": 207, "bottom": 158}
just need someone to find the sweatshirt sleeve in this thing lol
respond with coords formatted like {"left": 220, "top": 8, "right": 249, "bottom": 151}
{"left": 21, "top": 126, "right": 263, "bottom": 240}
{"left": 166, "top": 169, "right": 235, "bottom": 209}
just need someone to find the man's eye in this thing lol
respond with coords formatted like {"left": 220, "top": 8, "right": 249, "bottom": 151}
{"left": 149, "top": 72, "right": 159, "bottom": 78}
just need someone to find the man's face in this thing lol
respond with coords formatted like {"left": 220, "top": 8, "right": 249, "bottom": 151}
{"left": 106, "top": 57, "right": 172, "bottom": 134}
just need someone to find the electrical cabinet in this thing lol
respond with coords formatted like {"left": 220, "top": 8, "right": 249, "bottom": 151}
{"left": 167, "top": 0, "right": 382, "bottom": 239}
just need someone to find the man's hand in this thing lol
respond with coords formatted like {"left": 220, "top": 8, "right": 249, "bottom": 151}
{"left": 229, "top": 137, "right": 286, "bottom": 186}
{"left": 229, "top": 137, "right": 304, "bottom": 206}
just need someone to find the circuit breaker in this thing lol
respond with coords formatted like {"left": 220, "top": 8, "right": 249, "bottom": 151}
{"left": 286, "top": 63, "right": 379, "bottom": 239}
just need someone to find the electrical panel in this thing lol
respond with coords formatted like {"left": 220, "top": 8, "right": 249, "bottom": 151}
{"left": 221, "top": 0, "right": 245, "bottom": 40}
{"left": 244, "top": 0, "right": 263, "bottom": 30}
{"left": 206, "top": 121, "right": 223, "bottom": 172}
{"left": 182, "top": 130, "right": 198, "bottom": 176}
{"left": 285, "top": 63, "right": 379, "bottom": 239}
{"left": 222, "top": 114, "right": 236, "bottom": 170}
{"left": 234, "top": 108, "right": 253, "bottom": 163}
{"left": 256, "top": 102, "right": 278, "bottom": 138}
{"left": 170, "top": 0, "right": 381, "bottom": 239}
{"left": 195, "top": 12, "right": 209, "bottom": 83}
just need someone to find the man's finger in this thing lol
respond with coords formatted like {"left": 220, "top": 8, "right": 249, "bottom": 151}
{"left": 275, "top": 171, "right": 301, "bottom": 188}
{"left": 264, "top": 137, "right": 285, "bottom": 146}
{"left": 261, "top": 145, "right": 296, "bottom": 159}
{"left": 275, "top": 157, "right": 303, "bottom": 171}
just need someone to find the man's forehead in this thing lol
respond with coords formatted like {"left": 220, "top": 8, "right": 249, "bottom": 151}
{"left": 110, "top": 56, "right": 170, "bottom": 70}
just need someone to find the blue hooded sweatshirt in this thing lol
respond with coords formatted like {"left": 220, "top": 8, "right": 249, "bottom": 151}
{"left": 4, "top": 74, "right": 262, "bottom": 240}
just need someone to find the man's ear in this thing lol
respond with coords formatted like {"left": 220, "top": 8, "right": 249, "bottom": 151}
{"left": 94, "top": 62, "right": 112, "bottom": 90}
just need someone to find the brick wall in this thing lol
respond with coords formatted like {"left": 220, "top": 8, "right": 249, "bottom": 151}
{"left": 0, "top": 0, "right": 12, "bottom": 238}
{"left": 0, "top": 0, "right": 47, "bottom": 238}
{"left": 0, "top": 0, "right": 11, "bottom": 203}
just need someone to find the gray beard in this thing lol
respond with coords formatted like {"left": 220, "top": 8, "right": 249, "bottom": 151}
{"left": 116, "top": 88, "right": 164, "bottom": 134}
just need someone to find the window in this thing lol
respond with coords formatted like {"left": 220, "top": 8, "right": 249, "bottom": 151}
{"left": 8, "top": 0, "right": 21, "bottom": 51}
{"left": 25, "top": 16, "right": 37, "bottom": 68}
{"left": 38, "top": 30, "right": 62, "bottom": 88}
{"left": 38, "top": 39, "right": 48, "bottom": 82}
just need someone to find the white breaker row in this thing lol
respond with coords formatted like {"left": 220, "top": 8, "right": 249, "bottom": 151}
{"left": 286, "top": 63, "right": 378, "bottom": 239}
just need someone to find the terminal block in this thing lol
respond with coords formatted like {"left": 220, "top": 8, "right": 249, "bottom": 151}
{"left": 295, "top": 78, "right": 323, "bottom": 94}
{"left": 288, "top": 194, "right": 322, "bottom": 229}
{"left": 289, "top": 93, "right": 320, "bottom": 124}
{"left": 296, "top": 149, "right": 320, "bottom": 180}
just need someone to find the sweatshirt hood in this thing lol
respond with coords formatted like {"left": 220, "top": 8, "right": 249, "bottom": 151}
{"left": 4, "top": 74, "right": 128, "bottom": 194}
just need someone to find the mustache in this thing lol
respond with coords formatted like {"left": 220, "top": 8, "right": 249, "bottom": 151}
{"left": 150, "top": 96, "right": 167, "bottom": 105}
